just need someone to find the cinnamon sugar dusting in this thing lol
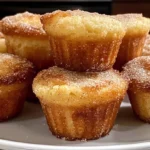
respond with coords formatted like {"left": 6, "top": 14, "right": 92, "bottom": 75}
{"left": 36, "top": 66, "right": 126, "bottom": 88}
{"left": 41, "top": 10, "right": 125, "bottom": 40}
{"left": 113, "top": 13, "right": 150, "bottom": 36}
{"left": 2, "top": 12, "right": 47, "bottom": 37}
{"left": 123, "top": 56, "right": 150, "bottom": 89}
{"left": 0, "top": 53, "right": 35, "bottom": 84}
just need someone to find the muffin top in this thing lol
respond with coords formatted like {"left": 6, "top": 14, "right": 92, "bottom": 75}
{"left": 113, "top": 14, "right": 150, "bottom": 36}
{"left": 33, "top": 66, "right": 128, "bottom": 106}
{"left": 41, "top": 10, "right": 125, "bottom": 40}
{"left": 2, "top": 12, "right": 47, "bottom": 38}
{"left": 142, "top": 34, "right": 150, "bottom": 56}
{"left": 123, "top": 56, "right": 150, "bottom": 91}
{"left": 0, "top": 53, "right": 36, "bottom": 85}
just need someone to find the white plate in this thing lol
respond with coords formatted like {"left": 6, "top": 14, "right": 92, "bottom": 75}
{"left": 0, "top": 96, "right": 150, "bottom": 150}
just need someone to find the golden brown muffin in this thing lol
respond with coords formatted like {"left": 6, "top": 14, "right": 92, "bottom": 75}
{"left": 123, "top": 56, "right": 150, "bottom": 122}
{"left": 33, "top": 66, "right": 128, "bottom": 140}
{"left": 1, "top": 12, "right": 54, "bottom": 71}
{"left": 142, "top": 34, "right": 150, "bottom": 56}
{"left": 0, "top": 53, "right": 35, "bottom": 121}
{"left": 41, "top": 10, "right": 125, "bottom": 72}
{"left": 0, "top": 21, "right": 7, "bottom": 53}
{"left": 113, "top": 14, "right": 150, "bottom": 71}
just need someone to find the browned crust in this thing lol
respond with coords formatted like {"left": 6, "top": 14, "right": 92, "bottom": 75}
{"left": 41, "top": 10, "right": 101, "bottom": 25}
{"left": 0, "top": 53, "right": 36, "bottom": 85}
{"left": 128, "top": 80, "right": 150, "bottom": 92}
{"left": 34, "top": 67, "right": 128, "bottom": 91}
{"left": 128, "top": 90, "right": 150, "bottom": 123}
{"left": 41, "top": 98, "right": 122, "bottom": 140}
{"left": 0, "top": 85, "right": 27, "bottom": 121}
{"left": 134, "top": 113, "right": 150, "bottom": 123}
{"left": 2, "top": 12, "right": 47, "bottom": 39}
{"left": 114, "top": 34, "right": 147, "bottom": 71}
{"left": 51, "top": 129, "right": 111, "bottom": 141}
{"left": 132, "top": 110, "right": 150, "bottom": 123}
{"left": 122, "top": 56, "right": 150, "bottom": 91}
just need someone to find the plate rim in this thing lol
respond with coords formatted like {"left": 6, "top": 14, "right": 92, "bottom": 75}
{"left": 0, "top": 139, "right": 150, "bottom": 150}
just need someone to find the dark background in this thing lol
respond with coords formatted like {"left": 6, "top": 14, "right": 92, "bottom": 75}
{"left": 0, "top": 0, "right": 150, "bottom": 19}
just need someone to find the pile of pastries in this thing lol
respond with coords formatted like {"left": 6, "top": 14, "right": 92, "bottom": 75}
{"left": 0, "top": 10, "right": 150, "bottom": 141}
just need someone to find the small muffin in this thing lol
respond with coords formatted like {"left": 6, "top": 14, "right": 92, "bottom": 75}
{"left": 33, "top": 67, "right": 128, "bottom": 140}
{"left": 142, "top": 34, "right": 150, "bottom": 56}
{"left": 123, "top": 56, "right": 150, "bottom": 122}
{"left": 41, "top": 10, "right": 125, "bottom": 72}
{"left": 1, "top": 12, "right": 54, "bottom": 70}
{"left": 0, "top": 21, "right": 7, "bottom": 53}
{"left": 113, "top": 14, "right": 150, "bottom": 70}
{"left": 0, "top": 53, "right": 35, "bottom": 121}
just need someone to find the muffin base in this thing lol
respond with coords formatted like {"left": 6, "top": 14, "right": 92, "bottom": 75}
{"left": 128, "top": 90, "right": 150, "bottom": 123}
{"left": 0, "top": 83, "right": 28, "bottom": 121}
{"left": 114, "top": 35, "right": 147, "bottom": 71}
{"left": 41, "top": 99, "right": 122, "bottom": 140}
{"left": 50, "top": 37, "right": 122, "bottom": 72}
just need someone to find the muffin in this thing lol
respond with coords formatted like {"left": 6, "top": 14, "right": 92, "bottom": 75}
{"left": 123, "top": 56, "right": 150, "bottom": 122}
{"left": 41, "top": 10, "right": 125, "bottom": 72}
{"left": 1, "top": 12, "right": 54, "bottom": 71}
{"left": 33, "top": 66, "right": 128, "bottom": 140}
{"left": 113, "top": 14, "right": 150, "bottom": 70}
{"left": 142, "top": 34, "right": 150, "bottom": 56}
{"left": 0, "top": 53, "right": 35, "bottom": 121}
{"left": 0, "top": 21, "right": 7, "bottom": 53}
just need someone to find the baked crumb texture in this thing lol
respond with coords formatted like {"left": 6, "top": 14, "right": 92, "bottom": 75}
{"left": 33, "top": 66, "right": 128, "bottom": 140}
{"left": 113, "top": 14, "right": 150, "bottom": 71}
{"left": 0, "top": 53, "right": 35, "bottom": 121}
{"left": 41, "top": 10, "right": 125, "bottom": 72}
{"left": 1, "top": 12, "right": 54, "bottom": 70}
{"left": 123, "top": 56, "right": 150, "bottom": 122}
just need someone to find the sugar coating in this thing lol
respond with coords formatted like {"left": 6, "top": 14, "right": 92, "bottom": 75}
{"left": 143, "top": 34, "right": 150, "bottom": 56}
{"left": 0, "top": 53, "right": 35, "bottom": 84}
{"left": 35, "top": 66, "right": 125, "bottom": 88}
{"left": 41, "top": 10, "right": 125, "bottom": 40}
{"left": 123, "top": 56, "right": 150, "bottom": 89}
{"left": 33, "top": 66, "right": 128, "bottom": 106}
{"left": 1, "top": 12, "right": 53, "bottom": 70}
{"left": 113, "top": 14, "right": 150, "bottom": 36}
{"left": 2, "top": 12, "right": 46, "bottom": 37}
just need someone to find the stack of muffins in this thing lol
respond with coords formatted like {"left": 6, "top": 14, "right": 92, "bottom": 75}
{"left": 0, "top": 10, "right": 150, "bottom": 141}
{"left": 33, "top": 10, "right": 128, "bottom": 140}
